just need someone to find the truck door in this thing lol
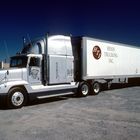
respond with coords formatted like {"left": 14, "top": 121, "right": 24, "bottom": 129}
{"left": 28, "top": 57, "right": 41, "bottom": 84}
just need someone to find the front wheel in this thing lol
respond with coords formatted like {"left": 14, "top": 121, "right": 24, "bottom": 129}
{"left": 7, "top": 87, "right": 27, "bottom": 109}
{"left": 78, "top": 82, "right": 90, "bottom": 97}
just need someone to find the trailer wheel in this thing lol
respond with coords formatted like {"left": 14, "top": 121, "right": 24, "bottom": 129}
{"left": 7, "top": 87, "right": 27, "bottom": 109}
{"left": 92, "top": 82, "right": 101, "bottom": 95}
{"left": 78, "top": 82, "right": 90, "bottom": 97}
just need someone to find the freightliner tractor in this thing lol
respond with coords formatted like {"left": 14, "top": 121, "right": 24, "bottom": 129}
{"left": 0, "top": 34, "right": 140, "bottom": 108}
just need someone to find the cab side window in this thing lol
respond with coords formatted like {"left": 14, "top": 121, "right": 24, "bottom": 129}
{"left": 29, "top": 57, "right": 40, "bottom": 67}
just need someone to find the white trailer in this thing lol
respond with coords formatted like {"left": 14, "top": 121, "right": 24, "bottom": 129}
{"left": 0, "top": 35, "right": 140, "bottom": 109}
{"left": 81, "top": 37, "right": 140, "bottom": 80}
{"left": 72, "top": 36, "right": 140, "bottom": 94}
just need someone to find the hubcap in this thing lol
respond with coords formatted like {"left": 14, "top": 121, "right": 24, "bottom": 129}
{"left": 93, "top": 83, "right": 100, "bottom": 93}
{"left": 11, "top": 92, "right": 24, "bottom": 107}
{"left": 81, "top": 84, "right": 89, "bottom": 96}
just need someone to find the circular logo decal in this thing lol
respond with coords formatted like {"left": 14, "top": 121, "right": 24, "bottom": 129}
{"left": 92, "top": 46, "right": 101, "bottom": 60}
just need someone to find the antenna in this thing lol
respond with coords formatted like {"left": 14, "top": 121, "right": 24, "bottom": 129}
{"left": 4, "top": 40, "right": 9, "bottom": 62}
{"left": 23, "top": 37, "right": 26, "bottom": 47}
{"left": 27, "top": 33, "right": 32, "bottom": 44}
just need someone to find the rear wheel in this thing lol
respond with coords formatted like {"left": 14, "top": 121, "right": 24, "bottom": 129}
{"left": 7, "top": 87, "right": 27, "bottom": 109}
{"left": 78, "top": 82, "right": 90, "bottom": 97}
{"left": 92, "top": 82, "right": 101, "bottom": 95}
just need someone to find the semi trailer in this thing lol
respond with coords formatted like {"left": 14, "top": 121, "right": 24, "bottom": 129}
{"left": 0, "top": 34, "right": 140, "bottom": 108}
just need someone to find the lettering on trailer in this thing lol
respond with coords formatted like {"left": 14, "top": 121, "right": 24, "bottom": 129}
{"left": 92, "top": 45, "right": 118, "bottom": 63}
{"left": 92, "top": 46, "right": 102, "bottom": 60}
{"left": 104, "top": 46, "right": 118, "bottom": 63}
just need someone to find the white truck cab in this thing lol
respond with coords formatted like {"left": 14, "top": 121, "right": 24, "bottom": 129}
{"left": 0, "top": 35, "right": 78, "bottom": 108}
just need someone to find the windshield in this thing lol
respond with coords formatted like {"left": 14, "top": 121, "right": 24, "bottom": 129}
{"left": 10, "top": 56, "right": 28, "bottom": 68}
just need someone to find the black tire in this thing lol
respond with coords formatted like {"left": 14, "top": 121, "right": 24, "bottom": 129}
{"left": 92, "top": 82, "right": 101, "bottom": 95}
{"left": 78, "top": 82, "right": 90, "bottom": 97}
{"left": 7, "top": 87, "right": 27, "bottom": 109}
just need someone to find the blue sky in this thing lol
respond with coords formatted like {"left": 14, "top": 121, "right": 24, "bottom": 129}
{"left": 0, "top": 0, "right": 140, "bottom": 61}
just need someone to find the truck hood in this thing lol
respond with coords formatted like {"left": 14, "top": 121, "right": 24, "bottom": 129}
{"left": 0, "top": 68, "right": 27, "bottom": 84}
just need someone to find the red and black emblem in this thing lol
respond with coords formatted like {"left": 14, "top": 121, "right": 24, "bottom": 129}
{"left": 92, "top": 46, "right": 101, "bottom": 60}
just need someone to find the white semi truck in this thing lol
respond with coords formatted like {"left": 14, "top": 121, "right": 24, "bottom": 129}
{"left": 0, "top": 35, "right": 140, "bottom": 108}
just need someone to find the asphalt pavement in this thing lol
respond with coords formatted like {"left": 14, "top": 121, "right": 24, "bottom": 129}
{"left": 0, "top": 86, "right": 140, "bottom": 140}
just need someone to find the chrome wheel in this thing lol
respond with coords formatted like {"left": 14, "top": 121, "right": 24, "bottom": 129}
{"left": 8, "top": 87, "right": 27, "bottom": 109}
{"left": 11, "top": 92, "right": 24, "bottom": 107}
{"left": 81, "top": 84, "right": 89, "bottom": 96}
{"left": 78, "top": 82, "right": 90, "bottom": 97}
{"left": 93, "top": 82, "right": 100, "bottom": 95}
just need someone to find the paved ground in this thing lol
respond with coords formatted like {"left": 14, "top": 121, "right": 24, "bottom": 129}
{"left": 0, "top": 86, "right": 140, "bottom": 140}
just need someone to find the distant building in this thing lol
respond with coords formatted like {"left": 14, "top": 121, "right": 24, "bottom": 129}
{"left": 0, "top": 61, "right": 10, "bottom": 69}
